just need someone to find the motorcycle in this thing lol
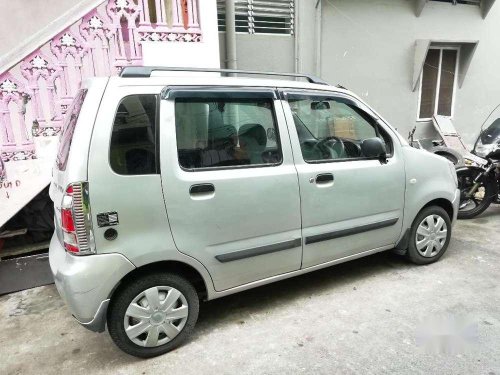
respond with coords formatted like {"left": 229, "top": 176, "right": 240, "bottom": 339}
{"left": 456, "top": 118, "right": 500, "bottom": 219}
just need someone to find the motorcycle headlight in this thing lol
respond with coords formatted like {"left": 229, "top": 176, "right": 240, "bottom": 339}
{"left": 474, "top": 137, "right": 497, "bottom": 157}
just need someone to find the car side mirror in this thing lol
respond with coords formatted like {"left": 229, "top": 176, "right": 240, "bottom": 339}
{"left": 361, "top": 137, "right": 387, "bottom": 164}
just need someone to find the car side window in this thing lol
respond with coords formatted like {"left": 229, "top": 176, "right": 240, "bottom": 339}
{"left": 110, "top": 95, "right": 157, "bottom": 175}
{"left": 175, "top": 97, "right": 282, "bottom": 170}
{"left": 288, "top": 94, "right": 388, "bottom": 162}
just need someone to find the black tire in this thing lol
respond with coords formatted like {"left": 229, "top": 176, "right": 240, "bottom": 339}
{"left": 457, "top": 168, "right": 495, "bottom": 220}
{"left": 407, "top": 206, "right": 451, "bottom": 265}
{"left": 22, "top": 187, "right": 55, "bottom": 242}
{"left": 107, "top": 273, "right": 199, "bottom": 358}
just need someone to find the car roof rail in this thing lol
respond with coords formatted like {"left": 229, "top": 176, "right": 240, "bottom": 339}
{"left": 119, "top": 66, "right": 329, "bottom": 85}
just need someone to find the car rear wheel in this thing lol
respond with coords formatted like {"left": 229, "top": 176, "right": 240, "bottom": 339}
{"left": 107, "top": 273, "right": 199, "bottom": 358}
{"left": 406, "top": 206, "right": 451, "bottom": 265}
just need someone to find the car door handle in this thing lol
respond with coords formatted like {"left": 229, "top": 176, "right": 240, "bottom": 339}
{"left": 190, "top": 183, "right": 215, "bottom": 197}
{"left": 315, "top": 173, "right": 334, "bottom": 184}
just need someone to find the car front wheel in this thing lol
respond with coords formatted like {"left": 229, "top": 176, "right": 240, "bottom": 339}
{"left": 107, "top": 273, "right": 199, "bottom": 358}
{"left": 406, "top": 206, "right": 452, "bottom": 265}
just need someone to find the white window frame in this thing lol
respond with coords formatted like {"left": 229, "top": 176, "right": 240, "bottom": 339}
{"left": 417, "top": 46, "right": 460, "bottom": 122}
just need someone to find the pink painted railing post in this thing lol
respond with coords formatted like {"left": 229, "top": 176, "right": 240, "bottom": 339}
{"left": 20, "top": 52, "right": 62, "bottom": 130}
{"left": 140, "top": 0, "right": 151, "bottom": 25}
{"left": 171, "top": 0, "right": 182, "bottom": 29}
{"left": 157, "top": 0, "right": 168, "bottom": 25}
{"left": 188, "top": 0, "right": 199, "bottom": 28}
{"left": 0, "top": 101, "right": 15, "bottom": 146}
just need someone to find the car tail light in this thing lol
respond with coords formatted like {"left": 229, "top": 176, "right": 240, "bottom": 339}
{"left": 61, "top": 182, "right": 95, "bottom": 255}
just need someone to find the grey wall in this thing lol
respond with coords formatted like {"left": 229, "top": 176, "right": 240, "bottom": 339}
{"left": 219, "top": 33, "right": 295, "bottom": 72}
{"left": 219, "top": 0, "right": 500, "bottom": 145}
{"left": 319, "top": 0, "right": 500, "bottom": 144}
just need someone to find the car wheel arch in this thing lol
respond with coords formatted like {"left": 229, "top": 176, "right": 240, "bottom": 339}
{"left": 107, "top": 260, "right": 210, "bottom": 304}
{"left": 396, "top": 197, "right": 454, "bottom": 253}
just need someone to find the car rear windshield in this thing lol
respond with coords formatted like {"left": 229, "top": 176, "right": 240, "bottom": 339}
{"left": 480, "top": 118, "right": 500, "bottom": 144}
{"left": 56, "top": 89, "right": 88, "bottom": 171}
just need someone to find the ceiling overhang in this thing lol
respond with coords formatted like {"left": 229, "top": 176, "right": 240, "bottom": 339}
{"left": 415, "top": 0, "right": 496, "bottom": 18}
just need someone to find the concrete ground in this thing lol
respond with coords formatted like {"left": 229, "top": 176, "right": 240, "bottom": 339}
{"left": 1, "top": 207, "right": 499, "bottom": 375}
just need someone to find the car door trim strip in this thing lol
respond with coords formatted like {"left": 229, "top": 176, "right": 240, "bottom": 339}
{"left": 215, "top": 238, "right": 302, "bottom": 263}
{"left": 305, "top": 218, "right": 399, "bottom": 245}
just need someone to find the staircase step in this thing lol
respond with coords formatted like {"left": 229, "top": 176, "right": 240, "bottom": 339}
{"left": 0, "top": 252, "right": 53, "bottom": 295}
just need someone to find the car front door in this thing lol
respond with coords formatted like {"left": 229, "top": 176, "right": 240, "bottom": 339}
{"left": 160, "top": 87, "right": 302, "bottom": 291}
{"left": 281, "top": 90, "right": 406, "bottom": 268}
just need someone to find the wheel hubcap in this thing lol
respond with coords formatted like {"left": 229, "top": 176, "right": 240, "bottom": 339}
{"left": 415, "top": 214, "right": 448, "bottom": 258}
{"left": 124, "top": 286, "right": 189, "bottom": 347}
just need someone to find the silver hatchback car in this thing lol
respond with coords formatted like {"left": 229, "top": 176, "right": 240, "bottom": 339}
{"left": 49, "top": 67, "right": 460, "bottom": 358}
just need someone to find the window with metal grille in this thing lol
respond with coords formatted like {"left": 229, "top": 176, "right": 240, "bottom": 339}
{"left": 430, "top": 0, "right": 481, "bottom": 5}
{"left": 217, "top": 0, "right": 294, "bottom": 35}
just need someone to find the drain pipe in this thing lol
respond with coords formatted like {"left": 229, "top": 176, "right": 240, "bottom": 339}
{"left": 225, "top": 0, "right": 237, "bottom": 70}
{"left": 315, "top": 0, "right": 322, "bottom": 76}
{"left": 294, "top": 2, "right": 300, "bottom": 73}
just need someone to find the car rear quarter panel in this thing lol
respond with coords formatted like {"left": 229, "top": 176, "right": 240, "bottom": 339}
{"left": 85, "top": 81, "right": 217, "bottom": 297}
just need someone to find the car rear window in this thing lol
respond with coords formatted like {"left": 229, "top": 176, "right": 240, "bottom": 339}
{"left": 56, "top": 89, "right": 87, "bottom": 171}
{"left": 109, "top": 95, "right": 158, "bottom": 175}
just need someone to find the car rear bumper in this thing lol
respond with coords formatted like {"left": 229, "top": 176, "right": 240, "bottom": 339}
{"left": 48, "top": 233, "right": 135, "bottom": 332}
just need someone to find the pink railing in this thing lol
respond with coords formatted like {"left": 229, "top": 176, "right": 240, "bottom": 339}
{"left": 0, "top": 0, "right": 201, "bottom": 162}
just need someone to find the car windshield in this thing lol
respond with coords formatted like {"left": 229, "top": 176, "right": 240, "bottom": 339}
{"left": 480, "top": 118, "right": 500, "bottom": 144}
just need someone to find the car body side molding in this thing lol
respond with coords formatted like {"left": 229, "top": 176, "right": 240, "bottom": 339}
{"left": 215, "top": 238, "right": 302, "bottom": 263}
{"left": 305, "top": 218, "right": 400, "bottom": 245}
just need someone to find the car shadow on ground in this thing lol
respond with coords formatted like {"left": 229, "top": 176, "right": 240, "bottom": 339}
{"left": 193, "top": 250, "right": 411, "bottom": 338}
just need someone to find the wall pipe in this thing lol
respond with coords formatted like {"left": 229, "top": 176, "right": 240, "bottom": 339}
{"left": 294, "top": 1, "right": 300, "bottom": 73}
{"left": 315, "top": 0, "right": 322, "bottom": 76}
{"left": 225, "top": 0, "right": 237, "bottom": 70}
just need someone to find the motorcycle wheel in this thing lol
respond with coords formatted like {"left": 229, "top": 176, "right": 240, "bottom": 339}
{"left": 457, "top": 168, "right": 495, "bottom": 219}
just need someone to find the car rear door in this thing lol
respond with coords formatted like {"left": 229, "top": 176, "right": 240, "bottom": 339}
{"left": 281, "top": 90, "right": 406, "bottom": 268}
{"left": 160, "top": 87, "right": 302, "bottom": 291}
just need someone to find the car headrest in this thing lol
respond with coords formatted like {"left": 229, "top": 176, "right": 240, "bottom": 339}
{"left": 238, "top": 124, "right": 267, "bottom": 148}
{"left": 208, "top": 124, "right": 237, "bottom": 149}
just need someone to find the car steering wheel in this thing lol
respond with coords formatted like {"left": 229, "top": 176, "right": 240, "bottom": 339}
{"left": 313, "top": 136, "right": 345, "bottom": 159}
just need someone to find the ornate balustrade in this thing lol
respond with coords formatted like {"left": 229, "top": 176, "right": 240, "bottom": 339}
{"left": 0, "top": 0, "right": 201, "bottom": 162}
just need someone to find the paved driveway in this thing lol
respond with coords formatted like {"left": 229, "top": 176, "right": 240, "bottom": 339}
{"left": 1, "top": 206, "right": 499, "bottom": 375}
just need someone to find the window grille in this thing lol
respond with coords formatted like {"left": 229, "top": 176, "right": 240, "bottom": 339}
{"left": 217, "top": 0, "right": 294, "bottom": 35}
